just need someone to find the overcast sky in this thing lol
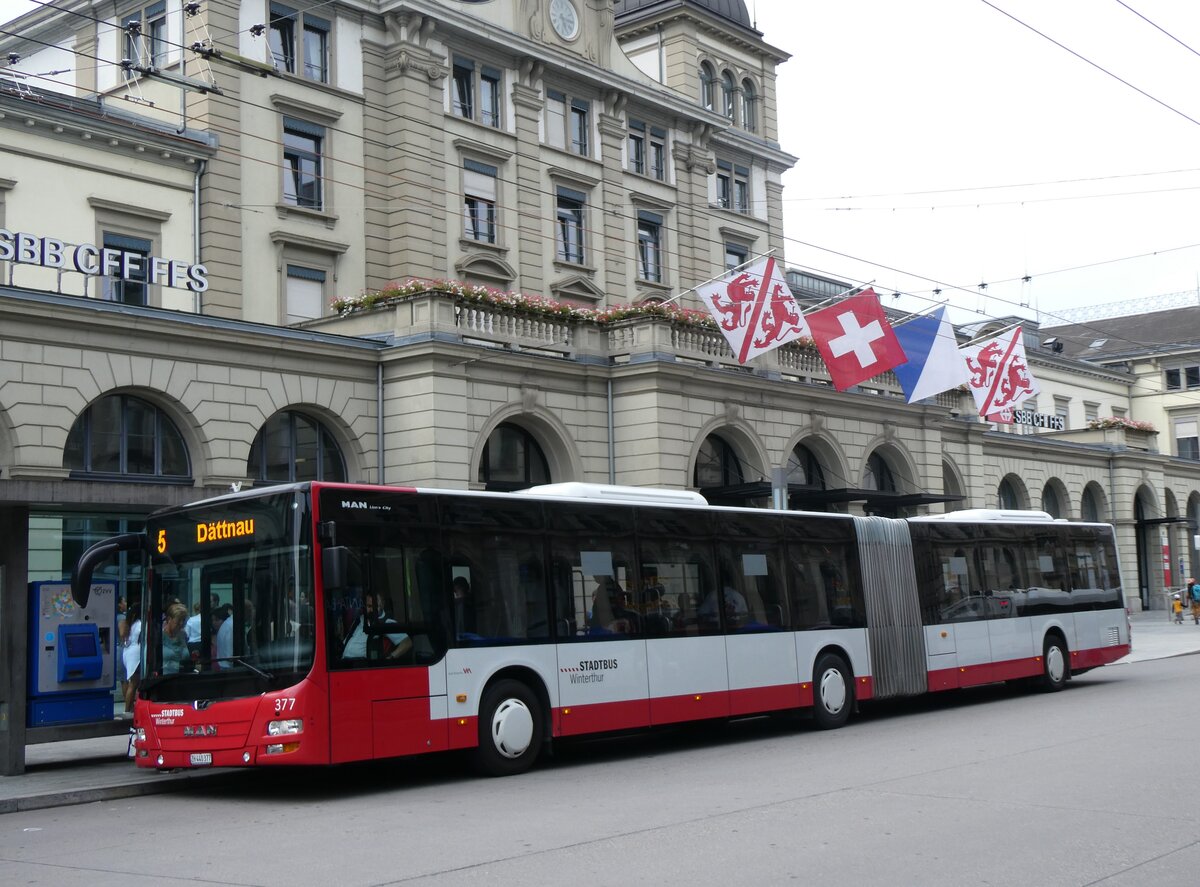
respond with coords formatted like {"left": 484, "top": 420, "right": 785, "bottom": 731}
{"left": 3, "top": 0, "right": 1199, "bottom": 328}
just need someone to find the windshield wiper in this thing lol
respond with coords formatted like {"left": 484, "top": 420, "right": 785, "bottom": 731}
{"left": 215, "top": 657, "right": 274, "bottom": 680}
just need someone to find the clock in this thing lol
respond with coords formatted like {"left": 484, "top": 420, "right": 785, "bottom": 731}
{"left": 549, "top": 0, "right": 580, "bottom": 41}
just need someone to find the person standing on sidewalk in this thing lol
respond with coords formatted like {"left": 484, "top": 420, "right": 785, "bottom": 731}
{"left": 1189, "top": 578, "right": 1200, "bottom": 625}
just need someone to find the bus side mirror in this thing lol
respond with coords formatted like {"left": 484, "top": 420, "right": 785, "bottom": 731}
{"left": 323, "top": 546, "right": 348, "bottom": 591}
{"left": 72, "top": 533, "right": 148, "bottom": 607}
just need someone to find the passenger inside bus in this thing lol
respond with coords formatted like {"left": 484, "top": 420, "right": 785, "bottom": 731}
{"left": 589, "top": 576, "right": 638, "bottom": 634}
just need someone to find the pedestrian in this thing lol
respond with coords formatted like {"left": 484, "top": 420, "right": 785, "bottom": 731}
{"left": 1189, "top": 578, "right": 1200, "bottom": 625}
{"left": 1173, "top": 593, "right": 1184, "bottom": 624}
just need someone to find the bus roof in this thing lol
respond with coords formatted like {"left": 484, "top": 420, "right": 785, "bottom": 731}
{"left": 516, "top": 482, "right": 709, "bottom": 506}
{"left": 909, "top": 508, "right": 1055, "bottom": 523}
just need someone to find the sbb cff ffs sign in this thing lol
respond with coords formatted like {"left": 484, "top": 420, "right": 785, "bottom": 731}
{"left": 0, "top": 229, "right": 208, "bottom": 293}
{"left": 1012, "top": 409, "right": 1065, "bottom": 431}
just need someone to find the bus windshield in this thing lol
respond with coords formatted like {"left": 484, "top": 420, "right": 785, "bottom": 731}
{"left": 143, "top": 489, "right": 315, "bottom": 700}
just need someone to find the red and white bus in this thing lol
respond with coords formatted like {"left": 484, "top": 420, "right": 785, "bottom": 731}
{"left": 73, "top": 481, "right": 1131, "bottom": 776}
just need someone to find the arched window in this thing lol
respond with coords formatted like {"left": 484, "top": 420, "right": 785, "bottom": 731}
{"left": 786, "top": 444, "right": 825, "bottom": 489}
{"left": 64, "top": 394, "right": 190, "bottom": 479}
{"left": 720, "top": 70, "right": 736, "bottom": 119}
{"left": 694, "top": 434, "right": 744, "bottom": 489}
{"left": 741, "top": 78, "right": 757, "bottom": 131}
{"left": 699, "top": 61, "right": 715, "bottom": 110}
{"left": 1042, "top": 483, "right": 1062, "bottom": 518}
{"left": 1081, "top": 485, "right": 1103, "bottom": 522}
{"left": 863, "top": 452, "right": 896, "bottom": 492}
{"left": 478, "top": 422, "right": 549, "bottom": 491}
{"left": 248, "top": 411, "right": 346, "bottom": 483}
{"left": 998, "top": 477, "right": 1021, "bottom": 510}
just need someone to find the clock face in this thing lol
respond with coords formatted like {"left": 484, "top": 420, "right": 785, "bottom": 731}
{"left": 549, "top": 0, "right": 580, "bottom": 40}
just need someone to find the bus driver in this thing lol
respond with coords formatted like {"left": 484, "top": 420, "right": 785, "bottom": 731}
{"left": 341, "top": 593, "right": 413, "bottom": 662}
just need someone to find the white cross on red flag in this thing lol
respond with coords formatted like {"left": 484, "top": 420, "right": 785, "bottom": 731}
{"left": 805, "top": 290, "right": 908, "bottom": 391}
{"left": 960, "top": 325, "right": 1040, "bottom": 423}
{"left": 695, "top": 255, "right": 810, "bottom": 364}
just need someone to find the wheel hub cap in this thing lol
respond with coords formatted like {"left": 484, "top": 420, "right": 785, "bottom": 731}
{"left": 491, "top": 698, "right": 534, "bottom": 759}
{"left": 820, "top": 669, "right": 846, "bottom": 714}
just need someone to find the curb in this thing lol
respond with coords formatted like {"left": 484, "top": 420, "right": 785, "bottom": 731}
{"left": 0, "top": 769, "right": 238, "bottom": 815}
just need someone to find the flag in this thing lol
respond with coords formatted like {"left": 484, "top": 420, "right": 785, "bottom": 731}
{"left": 695, "top": 255, "right": 809, "bottom": 364}
{"left": 806, "top": 290, "right": 908, "bottom": 391}
{"left": 960, "top": 326, "right": 1040, "bottom": 423}
{"left": 892, "top": 306, "right": 968, "bottom": 403}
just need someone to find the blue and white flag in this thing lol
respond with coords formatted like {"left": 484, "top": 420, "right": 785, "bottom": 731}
{"left": 892, "top": 307, "right": 968, "bottom": 403}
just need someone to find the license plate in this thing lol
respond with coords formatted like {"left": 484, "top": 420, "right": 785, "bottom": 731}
{"left": 189, "top": 753, "right": 213, "bottom": 766}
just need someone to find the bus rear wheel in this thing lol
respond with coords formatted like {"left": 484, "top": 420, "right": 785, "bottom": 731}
{"left": 811, "top": 653, "right": 853, "bottom": 729}
{"left": 472, "top": 679, "right": 544, "bottom": 777}
{"left": 1039, "top": 635, "right": 1069, "bottom": 692}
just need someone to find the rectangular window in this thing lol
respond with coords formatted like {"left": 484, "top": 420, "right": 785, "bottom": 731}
{"left": 716, "top": 161, "right": 731, "bottom": 208}
{"left": 733, "top": 165, "right": 749, "bottom": 213}
{"left": 285, "top": 264, "right": 325, "bottom": 324}
{"left": 451, "top": 58, "right": 474, "bottom": 119}
{"left": 545, "top": 90, "right": 566, "bottom": 150}
{"left": 556, "top": 186, "right": 586, "bottom": 264}
{"left": 1188, "top": 366, "right": 1200, "bottom": 389}
{"left": 649, "top": 128, "right": 666, "bottom": 181}
{"left": 569, "top": 99, "right": 589, "bottom": 155}
{"left": 270, "top": 3, "right": 329, "bottom": 83}
{"left": 1176, "top": 419, "right": 1199, "bottom": 460}
{"left": 724, "top": 242, "right": 748, "bottom": 271}
{"left": 637, "top": 211, "right": 662, "bottom": 282}
{"left": 1084, "top": 402, "right": 1099, "bottom": 423}
{"left": 1112, "top": 406, "right": 1127, "bottom": 419}
{"left": 282, "top": 117, "right": 324, "bottom": 209}
{"left": 628, "top": 120, "right": 646, "bottom": 175}
{"left": 546, "top": 89, "right": 590, "bottom": 156}
{"left": 627, "top": 119, "right": 665, "bottom": 179}
{"left": 480, "top": 66, "right": 501, "bottom": 127}
{"left": 463, "top": 159, "right": 498, "bottom": 244}
{"left": 123, "top": 1, "right": 166, "bottom": 75}
{"left": 1166, "top": 368, "right": 1181, "bottom": 390}
{"left": 147, "top": 1, "right": 167, "bottom": 68}
{"left": 451, "top": 58, "right": 502, "bottom": 127}
{"left": 101, "top": 232, "right": 151, "bottom": 306}
{"left": 1053, "top": 396, "right": 1069, "bottom": 427}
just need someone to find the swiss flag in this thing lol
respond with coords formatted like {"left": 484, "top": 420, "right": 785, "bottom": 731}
{"left": 806, "top": 290, "right": 907, "bottom": 391}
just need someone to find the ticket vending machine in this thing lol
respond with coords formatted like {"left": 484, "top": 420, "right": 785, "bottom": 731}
{"left": 27, "top": 580, "right": 118, "bottom": 726}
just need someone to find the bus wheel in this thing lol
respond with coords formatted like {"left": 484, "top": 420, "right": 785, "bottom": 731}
{"left": 1039, "top": 635, "right": 1069, "bottom": 692}
{"left": 472, "top": 679, "right": 544, "bottom": 777}
{"left": 812, "top": 653, "right": 853, "bottom": 729}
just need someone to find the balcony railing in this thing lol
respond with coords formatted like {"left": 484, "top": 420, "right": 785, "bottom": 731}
{"left": 306, "top": 290, "right": 925, "bottom": 400}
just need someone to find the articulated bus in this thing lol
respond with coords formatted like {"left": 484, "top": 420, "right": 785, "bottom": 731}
{"left": 72, "top": 481, "right": 1131, "bottom": 776}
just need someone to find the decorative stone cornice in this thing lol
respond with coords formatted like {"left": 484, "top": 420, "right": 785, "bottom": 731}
{"left": 511, "top": 82, "right": 544, "bottom": 111}
{"left": 389, "top": 43, "right": 446, "bottom": 81}
{"left": 678, "top": 143, "right": 716, "bottom": 174}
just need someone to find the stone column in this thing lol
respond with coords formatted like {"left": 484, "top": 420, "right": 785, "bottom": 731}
{"left": 511, "top": 79, "right": 546, "bottom": 295}
{"left": 383, "top": 37, "right": 448, "bottom": 283}
{"left": 192, "top": 2, "right": 245, "bottom": 319}
{"left": 597, "top": 105, "right": 628, "bottom": 306}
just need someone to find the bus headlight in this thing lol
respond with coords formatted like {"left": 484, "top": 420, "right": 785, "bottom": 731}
{"left": 267, "top": 719, "right": 303, "bottom": 736}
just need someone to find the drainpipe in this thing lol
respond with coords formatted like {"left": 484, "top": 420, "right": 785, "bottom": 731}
{"left": 607, "top": 378, "right": 615, "bottom": 484}
{"left": 192, "top": 159, "right": 206, "bottom": 314}
{"left": 377, "top": 362, "right": 385, "bottom": 484}
{"left": 657, "top": 25, "right": 664, "bottom": 83}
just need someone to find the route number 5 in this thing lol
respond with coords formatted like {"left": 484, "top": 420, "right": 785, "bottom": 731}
{"left": 157, "top": 529, "right": 166, "bottom": 553}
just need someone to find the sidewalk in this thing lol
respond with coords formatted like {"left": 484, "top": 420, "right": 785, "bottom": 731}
{"left": 1, "top": 610, "right": 1196, "bottom": 814}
